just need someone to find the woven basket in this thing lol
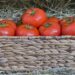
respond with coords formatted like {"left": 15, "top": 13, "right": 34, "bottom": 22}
{"left": 0, "top": 36, "right": 75, "bottom": 71}
{"left": 0, "top": 0, "right": 75, "bottom": 75}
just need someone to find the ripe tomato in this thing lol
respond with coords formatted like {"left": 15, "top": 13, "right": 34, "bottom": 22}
{"left": 22, "top": 8, "right": 47, "bottom": 28}
{"left": 39, "top": 21, "right": 61, "bottom": 36}
{"left": 0, "top": 20, "right": 16, "bottom": 36}
{"left": 16, "top": 24, "right": 40, "bottom": 36}
{"left": 61, "top": 17, "right": 75, "bottom": 35}
{"left": 0, "top": 20, "right": 17, "bottom": 29}
{"left": 48, "top": 16, "right": 60, "bottom": 23}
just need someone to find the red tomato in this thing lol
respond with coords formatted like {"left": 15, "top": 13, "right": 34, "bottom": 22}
{"left": 16, "top": 24, "right": 40, "bottom": 36}
{"left": 0, "top": 20, "right": 17, "bottom": 29}
{"left": 22, "top": 8, "right": 47, "bottom": 28}
{"left": 61, "top": 17, "right": 75, "bottom": 35}
{"left": 0, "top": 20, "right": 16, "bottom": 36}
{"left": 39, "top": 21, "right": 61, "bottom": 36}
{"left": 48, "top": 16, "right": 60, "bottom": 23}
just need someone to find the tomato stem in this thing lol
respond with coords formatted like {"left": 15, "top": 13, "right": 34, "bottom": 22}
{"left": 64, "top": 17, "right": 73, "bottom": 24}
{"left": 44, "top": 23, "right": 52, "bottom": 28}
{"left": 30, "top": 11, "right": 36, "bottom": 15}
{"left": 0, "top": 23, "right": 6, "bottom": 27}
{"left": 25, "top": 25, "right": 33, "bottom": 29}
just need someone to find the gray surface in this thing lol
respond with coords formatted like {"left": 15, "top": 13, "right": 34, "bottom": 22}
{"left": 0, "top": 67, "right": 75, "bottom": 75}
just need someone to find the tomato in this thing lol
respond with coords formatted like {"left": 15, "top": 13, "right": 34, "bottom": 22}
{"left": 61, "top": 17, "right": 75, "bottom": 35}
{"left": 48, "top": 16, "right": 60, "bottom": 23}
{"left": 16, "top": 24, "right": 40, "bottom": 36}
{"left": 0, "top": 20, "right": 17, "bottom": 29}
{"left": 0, "top": 20, "right": 16, "bottom": 36}
{"left": 22, "top": 8, "right": 47, "bottom": 28}
{"left": 39, "top": 21, "right": 61, "bottom": 36}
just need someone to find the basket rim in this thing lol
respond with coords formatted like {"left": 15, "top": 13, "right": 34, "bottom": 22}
{"left": 0, "top": 36, "right": 74, "bottom": 39}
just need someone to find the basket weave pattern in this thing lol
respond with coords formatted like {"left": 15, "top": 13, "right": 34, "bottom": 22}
{"left": 0, "top": 36, "right": 75, "bottom": 71}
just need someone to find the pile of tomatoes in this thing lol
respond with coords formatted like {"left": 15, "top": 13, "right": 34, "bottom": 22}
{"left": 0, "top": 8, "right": 75, "bottom": 36}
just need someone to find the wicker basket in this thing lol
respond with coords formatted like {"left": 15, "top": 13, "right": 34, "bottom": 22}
{"left": 0, "top": 0, "right": 75, "bottom": 75}
{"left": 0, "top": 36, "right": 75, "bottom": 72}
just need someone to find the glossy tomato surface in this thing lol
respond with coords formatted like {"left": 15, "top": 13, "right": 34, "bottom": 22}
{"left": 16, "top": 24, "right": 40, "bottom": 36}
{"left": 22, "top": 8, "right": 47, "bottom": 28}
{"left": 0, "top": 20, "right": 16, "bottom": 36}
{"left": 39, "top": 20, "right": 61, "bottom": 36}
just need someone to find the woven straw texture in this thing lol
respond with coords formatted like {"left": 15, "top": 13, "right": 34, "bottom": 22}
{"left": 0, "top": 36, "right": 75, "bottom": 72}
{"left": 0, "top": 0, "right": 75, "bottom": 74}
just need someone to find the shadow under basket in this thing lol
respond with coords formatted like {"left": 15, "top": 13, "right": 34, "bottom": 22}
{"left": 0, "top": 36, "right": 75, "bottom": 73}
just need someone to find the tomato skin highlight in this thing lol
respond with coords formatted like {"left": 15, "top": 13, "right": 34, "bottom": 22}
{"left": 0, "top": 27, "right": 15, "bottom": 36}
{"left": 22, "top": 8, "right": 47, "bottom": 28}
{"left": 39, "top": 20, "right": 61, "bottom": 36}
{"left": 16, "top": 24, "right": 40, "bottom": 36}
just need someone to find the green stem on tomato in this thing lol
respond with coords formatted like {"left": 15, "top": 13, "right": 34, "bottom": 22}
{"left": 0, "top": 23, "right": 6, "bottom": 27}
{"left": 30, "top": 10, "right": 36, "bottom": 15}
{"left": 25, "top": 25, "right": 33, "bottom": 29}
{"left": 44, "top": 23, "right": 52, "bottom": 28}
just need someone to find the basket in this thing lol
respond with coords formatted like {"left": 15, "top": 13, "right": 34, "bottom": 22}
{"left": 0, "top": 36, "right": 75, "bottom": 73}
{"left": 0, "top": 0, "right": 75, "bottom": 75}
